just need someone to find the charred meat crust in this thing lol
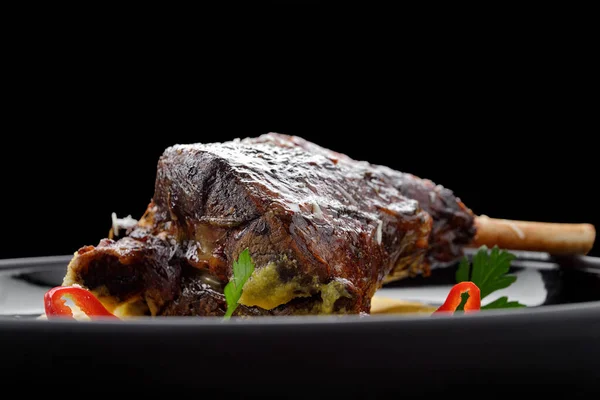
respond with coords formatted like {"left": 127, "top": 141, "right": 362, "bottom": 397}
{"left": 245, "top": 133, "right": 476, "bottom": 264}
{"left": 64, "top": 133, "right": 475, "bottom": 316}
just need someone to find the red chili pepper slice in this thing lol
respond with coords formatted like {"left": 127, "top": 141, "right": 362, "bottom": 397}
{"left": 433, "top": 281, "right": 481, "bottom": 314}
{"left": 44, "top": 286, "right": 119, "bottom": 320}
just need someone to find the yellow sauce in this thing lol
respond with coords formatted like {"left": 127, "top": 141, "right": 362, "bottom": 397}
{"left": 90, "top": 286, "right": 149, "bottom": 318}
{"left": 238, "top": 262, "right": 350, "bottom": 313}
{"left": 238, "top": 262, "right": 313, "bottom": 309}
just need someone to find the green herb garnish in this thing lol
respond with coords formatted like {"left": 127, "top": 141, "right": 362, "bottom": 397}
{"left": 455, "top": 245, "right": 526, "bottom": 309}
{"left": 223, "top": 248, "right": 255, "bottom": 319}
{"left": 481, "top": 296, "right": 526, "bottom": 309}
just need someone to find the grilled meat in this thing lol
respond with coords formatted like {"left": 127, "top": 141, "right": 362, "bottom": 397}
{"left": 62, "top": 133, "right": 475, "bottom": 317}
{"left": 245, "top": 133, "right": 476, "bottom": 281}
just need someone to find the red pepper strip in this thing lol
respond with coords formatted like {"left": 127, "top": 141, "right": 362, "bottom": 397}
{"left": 44, "top": 286, "right": 119, "bottom": 320}
{"left": 433, "top": 281, "right": 481, "bottom": 314}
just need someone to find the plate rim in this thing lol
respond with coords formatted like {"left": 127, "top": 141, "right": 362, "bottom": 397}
{"left": 2, "top": 254, "right": 600, "bottom": 326}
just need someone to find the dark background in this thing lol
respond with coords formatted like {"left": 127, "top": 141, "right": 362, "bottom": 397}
{"left": 1, "top": 8, "right": 600, "bottom": 398}
{"left": 1, "top": 14, "right": 597, "bottom": 260}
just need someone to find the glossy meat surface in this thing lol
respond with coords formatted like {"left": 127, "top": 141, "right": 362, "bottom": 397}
{"left": 245, "top": 133, "right": 476, "bottom": 268}
{"left": 63, "top": 133, "right": 475, "bottom": 316}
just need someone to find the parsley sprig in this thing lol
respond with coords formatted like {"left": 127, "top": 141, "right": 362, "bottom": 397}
{"left": 223, "top": 248, "right": 255, "bottom": 319}
{"left": 456, "top": 245, "right": 526, "bottom": 309}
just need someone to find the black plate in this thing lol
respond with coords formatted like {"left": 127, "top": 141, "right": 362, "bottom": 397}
{"left": 1, "top": 254, "right": 600, "bottom": 396}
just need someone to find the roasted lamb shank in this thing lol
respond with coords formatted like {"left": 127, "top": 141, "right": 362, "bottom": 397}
{"left": 60, "top": 134, "right": 480, "bottom": 317}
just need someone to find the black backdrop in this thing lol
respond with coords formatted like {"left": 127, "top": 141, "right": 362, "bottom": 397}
{"left": 1, "top": 20, "right": 597, "bottom": 260}
{"left": 1, "top": 9, "right": 598, "bottom": 399}
{"left": 2, "top": 97, "right": 597, "bottom": 259}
